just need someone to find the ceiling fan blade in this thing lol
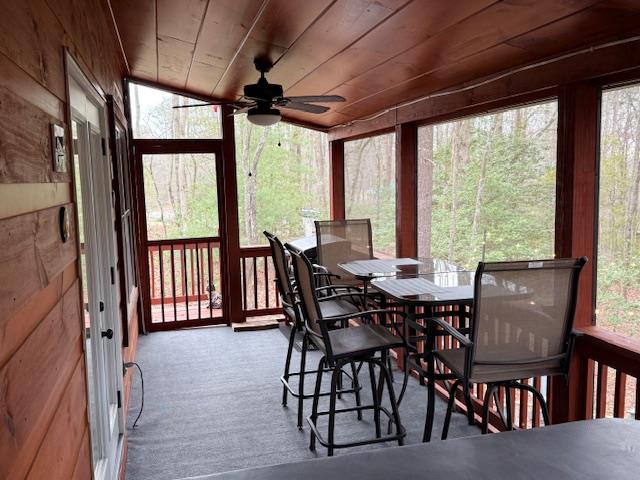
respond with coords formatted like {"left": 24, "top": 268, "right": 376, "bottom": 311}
{"left": 282, "top": 95, "right": 345, "bottom": 103}
{"left": 172, "top": 102, "right": 223, "bottom": 109}
{"left": 281, "top": 102, "right": 329, "bottom": 114}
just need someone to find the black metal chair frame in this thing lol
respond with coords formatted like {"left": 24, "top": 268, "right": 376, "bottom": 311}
{"left": 287, "top": 245, "right": 408, "bottom": 456}
{"left": 264, "top": 231, "right": 364, "bottom": 429}
{"left": 314, "top": 218, "right": 397, "bottom": 381}
{"left": 427, "top": 257, "right": 587, "bottom": 440}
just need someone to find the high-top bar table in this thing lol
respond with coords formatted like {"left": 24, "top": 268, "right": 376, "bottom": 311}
{"left": 369, "top": 270, "right": 477, "bottom": 440}
{"left": 200, "top": 419, "right": 640, "bottom": 480}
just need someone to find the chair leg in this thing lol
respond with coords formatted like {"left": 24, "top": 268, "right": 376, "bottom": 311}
{"left": 378, "top": 357, "right": 404, "bottom": 447}
{"left": 442, "top": 379, "right": 461, "bottom": 440}
{"left": 309, "top": 357, "right": 325, "bottom": 451}
{"left": 368, "top": 361, "right": 382, "bottom": 439}
{"left": 337, "top": 363, "right": 344, "bottom": 400}
{"left": 349, "top": 360, "right": 363, "bottom": 420}
{"left": 463, "top": 382, "right": 475, "bottom": 426}
{"left": 387, "top": 352, "right": 395, "bottom": 383}
{"left": 297, "top": 334, "right": 308, "bottom": 430}
{"left": 282, "top": 323, "right": 297, "bottom": 407}
{"left": 422, "top": 354, "right": 436, "bottom": 442}
{"left": 482, "top": 384, "right": 496, "bottom": 434}
{"left": 328, "top": 360, "right": 342, "bottom": 456}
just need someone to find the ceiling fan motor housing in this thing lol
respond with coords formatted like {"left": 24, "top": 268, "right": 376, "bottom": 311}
{"left": 244, "top": 78, "right": 283, "bottom": 102}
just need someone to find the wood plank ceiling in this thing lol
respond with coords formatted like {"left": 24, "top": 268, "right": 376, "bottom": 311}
{"left": 110, "top": 0, "right": 640, "bottom": 128}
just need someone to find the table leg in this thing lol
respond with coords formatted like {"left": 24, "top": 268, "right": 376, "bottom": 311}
{"left": 423, "top": 319, "right": 436, "bottom": 442}
{"left": 397, "top": 305, "right": 414, "bottom": 407}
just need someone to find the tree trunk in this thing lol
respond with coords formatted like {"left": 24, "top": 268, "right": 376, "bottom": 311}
{"left": 417, "top": 126, "right": 433, "bottom": 257}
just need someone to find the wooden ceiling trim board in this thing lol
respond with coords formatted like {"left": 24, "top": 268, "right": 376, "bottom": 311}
{"left": 210, "top": 0, "right": 271, "bottom": 95}
{"left": 157, "top": 36, "right": 195, "bottom": 87}
{"left": 267, "top": 0, "right": 410, "bottom": 87}
{"left": 331, "top": 0, "right": 602, "bottom": 116}
{"left": 155, "top": 0, "right": 210, "bottom": 87}
{"left": 183, "top": 0, "right": 211, "bottom": 89}
{"left": 187, "top": 0, "right": 266, "bottom": 94}
{"left": 284, "top": 0, "right": 499, "bottom": 97}
{"left": 505, "top": 2, "right": 640, "bottom": 57}
{"left": 156, "top": 0, "right": 208, "bottom": 43}
{"left": 212, "top": 0, "right": 335, "bottom": 98}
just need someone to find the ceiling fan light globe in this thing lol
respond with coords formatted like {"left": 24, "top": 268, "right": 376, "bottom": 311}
{"left": 247, "top": 108, "right": 281, "bottom": 126}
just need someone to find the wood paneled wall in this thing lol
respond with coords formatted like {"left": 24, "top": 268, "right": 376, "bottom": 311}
{"left": 0, "top": 1, "right": 128, "bottom": 478}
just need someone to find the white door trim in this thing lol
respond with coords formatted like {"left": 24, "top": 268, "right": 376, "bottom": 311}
{"left": 65, "top": 50, "right": 125, "bottom": 480}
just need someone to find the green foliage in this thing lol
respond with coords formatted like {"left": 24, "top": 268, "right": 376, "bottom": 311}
{"left": 428, "top": 108, "right": 556, "bottom": 270}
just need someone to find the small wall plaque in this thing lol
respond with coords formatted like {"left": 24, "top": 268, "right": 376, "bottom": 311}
{"left": 51, "top": 124, "right": 67, "bottom": 173}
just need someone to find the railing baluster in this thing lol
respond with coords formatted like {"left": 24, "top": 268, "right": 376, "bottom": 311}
{"left": 596, "top": 362, "right": 608, "bottom": 418}
{"left": 264, "top": 256, "right": 269, "bottom": 308}
{"left": 150, "top": 247, "right": 156, "bottom": 300}
{"left": 253, "top": 256, "right": 258, "bottom": 310}
{"left": 241, "top": 257, "right": 247, "bottom": 312}
{"left": 519, "top": 378, "right": 529, "bottom": 428}
{"left": 532, "top": 377, "right": 541, "bottom": 427}
{"left": 635, "top": 379, "right": 640, "bottom": 421}
{"left": 171, "top": 244, "right": 177, "bottom": 322}
{"left": 190, "top": 244, "right": 195, "bottom": 298}
{"left": 182, "top": 245, "right": 189, "bottom": 322}
{"left": 614, "top": 370, "right": 627, "bottom": 418}
{"left": 159, "top": 246, "right": 165, "bottom": 323}
{"left": 195, "top": 242, "right": 201, "bottom": 320}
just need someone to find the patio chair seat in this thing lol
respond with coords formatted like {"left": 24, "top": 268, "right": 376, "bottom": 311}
{"left": 326, "top": 324, "right": 404, "bottom": 360}
{"left": 436, "top": 347, "right": 564, "bottom": 384}
{"left": 319, "top": 299, "right": 359, "bottom": 319}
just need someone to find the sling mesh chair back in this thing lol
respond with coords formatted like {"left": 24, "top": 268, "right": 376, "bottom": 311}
{"left": 436, "top": 257, "right": 587, "bottom": 438}
{"left": 265, "top": 231, "right": 296, "bottom": 322}
{"left": 287, "top": 246, "right": 406, "bottom": 456}
{"left": 266, "top": 231, "right": 363, "bottom": 428}
{"left": 315, "top": 219, "right": 373, "bottom": 285}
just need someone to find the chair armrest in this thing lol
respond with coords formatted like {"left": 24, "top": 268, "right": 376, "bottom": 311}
{"left": 315, "top": 285, "right": 362, "bottom": 294}
{"left": 313, "top": 272, "right": 341, "bottom": 280}
{"left": 429, "top": 317, "right": 472, "bottom": 348}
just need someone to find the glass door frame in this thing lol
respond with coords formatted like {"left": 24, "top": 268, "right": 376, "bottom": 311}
{"left": 133, "top": 139, "right": 229, "bottom": 331}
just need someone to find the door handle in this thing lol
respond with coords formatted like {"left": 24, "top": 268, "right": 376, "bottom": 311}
{"left": 99, "top": 301, "right": 105, "bottom": 312}
{"left": 101, "top": 329, "right": 114, "bottom": 339}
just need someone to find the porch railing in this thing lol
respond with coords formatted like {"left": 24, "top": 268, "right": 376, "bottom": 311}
{"left": 146, "top": 238, "right": 284, "bottom": 325}
{"left": 147, "top": 237, "right": 224, "bottom": 325}
{"left": 574, "top": 326, "right": 640, "bottom": 420}
{"left": 239, "top": 246, "right": 282, "bottom": 319}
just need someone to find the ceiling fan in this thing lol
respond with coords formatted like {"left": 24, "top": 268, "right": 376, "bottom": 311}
{"left": 174, "top": 58, "right": 345, "bottom": 126}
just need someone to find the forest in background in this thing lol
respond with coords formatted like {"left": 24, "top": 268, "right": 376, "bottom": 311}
{"left": 131, "top": 83, "right": 640, "bottom": 337}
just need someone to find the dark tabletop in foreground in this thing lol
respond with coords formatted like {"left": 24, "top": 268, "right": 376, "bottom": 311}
{"left": 192, "top": 419, "right": 640, "bottom": 480}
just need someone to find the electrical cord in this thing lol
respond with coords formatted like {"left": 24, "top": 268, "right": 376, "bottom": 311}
{"left": 124, "top": 362, "right": 144, "bottom": 429}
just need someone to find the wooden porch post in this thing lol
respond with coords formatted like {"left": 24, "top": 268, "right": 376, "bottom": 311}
{"left": 551, "top": 82, "right": 600, "bottom": 422}
{"left": 221, "top": 105, "right": 244, "bottom": 323}
{"left": 330, "top": 139, "right": 345, "bottom": 220}
{"left": 395, "top": 123, "right": 418, "bottom": 257}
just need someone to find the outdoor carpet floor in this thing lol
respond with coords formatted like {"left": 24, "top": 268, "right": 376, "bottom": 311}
{"left": 125, "top": 325, "right": 479, "bottom": 480}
